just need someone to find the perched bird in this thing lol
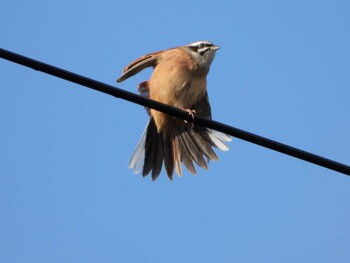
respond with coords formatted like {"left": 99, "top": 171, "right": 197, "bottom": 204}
{"left": 117, "top": 41, "right": 231, "bottom": 180}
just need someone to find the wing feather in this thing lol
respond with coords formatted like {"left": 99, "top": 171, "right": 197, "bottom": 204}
{"left": 116, "top": 50, "right": 164, "bottom": 82}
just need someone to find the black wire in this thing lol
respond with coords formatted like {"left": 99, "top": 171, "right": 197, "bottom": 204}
{"left": 1, "top": 47, "right": 349, "bottom": 176}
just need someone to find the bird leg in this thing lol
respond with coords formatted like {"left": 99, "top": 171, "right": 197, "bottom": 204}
{"left": 183, "top": 109, "right": 196, "bottom": 129}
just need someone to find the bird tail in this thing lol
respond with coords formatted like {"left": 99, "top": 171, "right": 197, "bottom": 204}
{"left": 128, "top": 117, "right": 231, "bottom": 180}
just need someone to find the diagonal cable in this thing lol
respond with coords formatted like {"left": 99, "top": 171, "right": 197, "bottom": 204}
{"left": 1, "top": 48, "right": 349, "bottom": 176}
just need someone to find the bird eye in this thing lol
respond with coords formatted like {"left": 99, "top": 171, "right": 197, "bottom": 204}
{"left": 199, "top": 43, "right": 204, "bottom": 48}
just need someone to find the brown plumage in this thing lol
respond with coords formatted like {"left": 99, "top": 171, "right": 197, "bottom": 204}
{"left": 117, "top": 41, "right": 231, "bottom": 180}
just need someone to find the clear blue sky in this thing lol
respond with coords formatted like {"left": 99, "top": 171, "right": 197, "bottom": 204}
{"left": 1, "top": 1, "right": 350, "bottom": 262}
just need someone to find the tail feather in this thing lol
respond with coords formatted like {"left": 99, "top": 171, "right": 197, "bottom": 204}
{"left": 208, "top": 129, "right": 232, "bottom": 151}
{"left": 128, "top": 117, "right": 231, "bottom": 180}
{"left": 189, "top": 128, "right": 219, "bottom": 161}
{"left": 208, "top": 129, "right": 232, "bottom": 143}
{"left": 128, "top": 122, "right": 147, "bottom": 174}
{"left": 177, "top": 133, "right": 197, "bottom": 175}
{"left": 163, "top": 132, "right": 174, "bottom": 180}
{"left": 151, "top": 134, "right": 163, "bottom": 180}
{"left": 142, "top": 120, "right": 157, "bottom": 176}
{"left": 173, "top": 136, "right": 182, "bottom": 176}
{"left": 208, "top": 133, "right": 230, "bottom": 151}
{"left": 181, "top": 129, "right": 208, "bottom": 169}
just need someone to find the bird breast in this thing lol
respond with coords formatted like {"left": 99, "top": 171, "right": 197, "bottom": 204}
{"left": 148, "top": 48, "right": 207, "bottom": 109}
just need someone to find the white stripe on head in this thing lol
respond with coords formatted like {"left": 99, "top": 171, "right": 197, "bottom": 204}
{"left": 186, "top": 41, "right": 213, "bottom": 48}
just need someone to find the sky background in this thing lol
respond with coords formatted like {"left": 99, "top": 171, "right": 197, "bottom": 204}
{"left": 1, "top": 1, "right": 350, "bottom": 262}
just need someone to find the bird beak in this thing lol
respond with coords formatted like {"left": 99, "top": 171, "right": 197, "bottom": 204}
{"left": 211, "top": 45, "right": 220, "bottom": 51}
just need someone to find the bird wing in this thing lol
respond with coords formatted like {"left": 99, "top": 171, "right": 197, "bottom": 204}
{"left": 116, "top": 50, "right": 164, "bottom": 83}
{"left": 191, "top": 91, "right": 232, "bottom": 151}
{"left": 191, "top": 90, "right": 212, "bottom": 120}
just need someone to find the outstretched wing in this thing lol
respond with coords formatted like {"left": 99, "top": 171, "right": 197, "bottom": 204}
{"left": 116, "top": 50, "right": 164, "bottom": 83}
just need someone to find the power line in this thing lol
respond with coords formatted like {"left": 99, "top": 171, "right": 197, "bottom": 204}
{"left": 1, "top": 47, "right": 349, "bottom": 176}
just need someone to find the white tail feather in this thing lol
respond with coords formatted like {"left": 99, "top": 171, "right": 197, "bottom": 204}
{"left": 208, "top": 129, "right": 231, "bottom": 151}
{"left": 208, "top": 129, "right": 232, "bottom": 142}
{"left": 128, "top": 121, "right": 148, "bottom": 174}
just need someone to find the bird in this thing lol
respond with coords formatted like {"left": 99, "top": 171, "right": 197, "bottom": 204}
{"left": 117, "top": 41, "right": 231, "bottom": 180}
